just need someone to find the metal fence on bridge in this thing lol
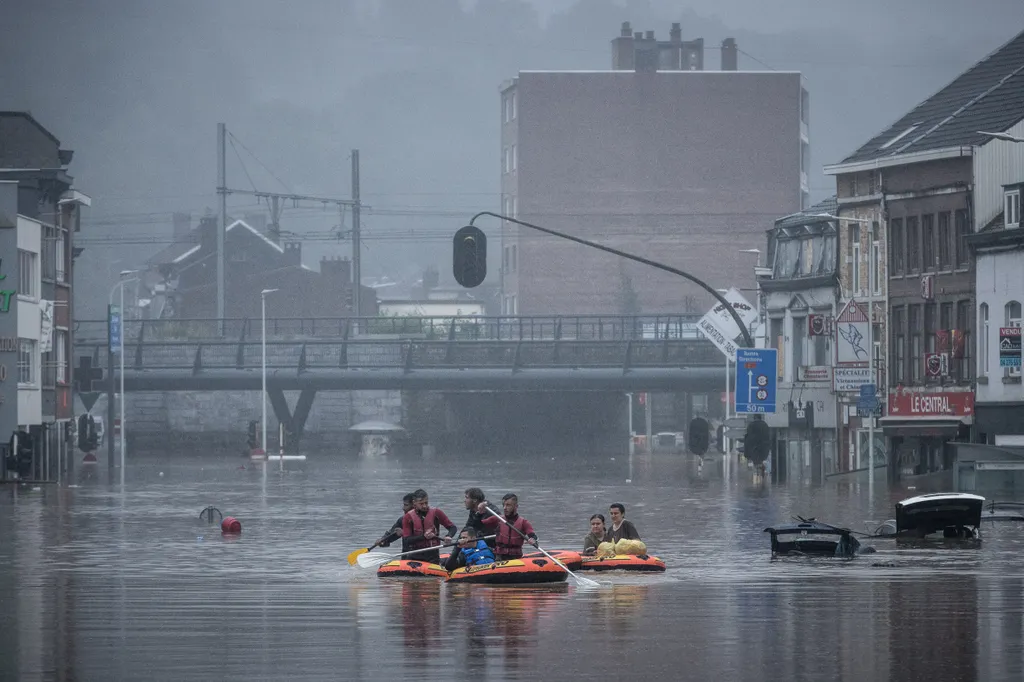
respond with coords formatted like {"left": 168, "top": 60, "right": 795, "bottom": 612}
{"left": 73, "top": 314, "right": 703, "bottom": 345}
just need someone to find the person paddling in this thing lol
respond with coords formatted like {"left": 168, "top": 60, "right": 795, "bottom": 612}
{"left": 479, "top": 493, "right": 538, "bottom": 562}
{"left": 605, "top": 503, "right": 642, "bottom": 543}
{"left": 379, "top": 492, "right": 416, "bottom": 551}
{"left": 442, "top": 527, "right": 496, "bottom": 572}
{"left": 583, "top": 514, "right": 607, "bottom": 556}
{"left": 402, "top": 489, "right": 458, "bottom": 565}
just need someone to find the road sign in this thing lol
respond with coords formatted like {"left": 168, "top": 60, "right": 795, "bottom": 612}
{"left": 109, "top": 304, "right": 121, "bottom": 354}
{"left": 859, "top": 383, "right": 876, "bottom": 397}
{"left": 724, "top": 426, "right": 747, "bottom": 439}
{"left": 698, "top": 288, "right": 757, "bottom": 359}
{"left": 835, "top": 299, "right": 870, "bottom": 366}
{"left": 734, "top": 348, "right": 777, "bottom": 414}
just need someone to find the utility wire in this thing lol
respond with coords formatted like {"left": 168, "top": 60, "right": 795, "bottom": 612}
{"left": 228, "top": 131, "right": 292, "bottom": 193}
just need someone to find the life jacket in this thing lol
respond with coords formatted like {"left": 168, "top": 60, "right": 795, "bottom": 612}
{"left": 406, "top": 508, "right": 440, "bottom": 550}
{"left": 495, "top": 515, "right": 530, "bottom": 557}
{"left": 460, "top": 540, "right": 495, "bottom": 566}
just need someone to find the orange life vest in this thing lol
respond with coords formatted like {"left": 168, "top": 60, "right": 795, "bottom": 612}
{"left": 406, "top": 508, "right": 441, "bottom": 550}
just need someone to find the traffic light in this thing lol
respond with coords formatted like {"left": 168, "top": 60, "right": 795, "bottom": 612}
{"left": 688, "top": 417, "right": 709, "bottom": 456}
{"left": 744, "top": 418, "right": 771, "bottom": 465}
{"left": 453, "top": 225, "right": 487, "bottom": 288}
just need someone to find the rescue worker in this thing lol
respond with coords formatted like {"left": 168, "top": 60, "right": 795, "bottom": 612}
{"left": 402, "top": 489, "right": 458, "bottom": 565}
{"left": 379, "top": 492, "right": 416, "bottom": 551}
{"left": 442, "top": 527, "right": 496, "bottom": 572}
{"left": 478, "top": 493, "right": 538, "bottom": 562}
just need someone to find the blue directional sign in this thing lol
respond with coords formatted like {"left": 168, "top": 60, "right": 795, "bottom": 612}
{"left": 109, "top": 305, "right": 121, "bottom": 354}
{"left": 857, "top": 382, "right": 879, "bottom": 416}
{"left": 734, "top": 348, "right": 777, "bottom": 414}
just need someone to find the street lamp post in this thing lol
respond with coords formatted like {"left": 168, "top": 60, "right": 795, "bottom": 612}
{"left": 261, "top": 288, "right": 279, "bottom": 470}
{"left": 109, "top": 270, "right": 139, "bottom": 488}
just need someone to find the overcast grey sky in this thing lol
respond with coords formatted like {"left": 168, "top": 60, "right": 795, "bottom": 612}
{"left": 2, "top": 0, "right": 1020, "bottom": 316}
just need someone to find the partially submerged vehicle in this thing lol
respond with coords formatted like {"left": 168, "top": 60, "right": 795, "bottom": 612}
{"left": 875, "top": 493, "right": 985, "bottom": 541}
{"left": 764, "top": 518, "right": 867, "bottom": 558}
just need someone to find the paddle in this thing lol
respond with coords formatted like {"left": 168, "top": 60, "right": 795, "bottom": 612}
{"left": 347, "top": 535, "right": 389, "bottom": 566}
{"left": 356, "top": 535, "right": 497, "bottom": 569}
{"left": 483, "top": 505, "right": 600, "bottom": 589}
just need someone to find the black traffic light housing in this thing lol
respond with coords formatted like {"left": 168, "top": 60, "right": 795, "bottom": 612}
{"left": 247, "top": 420, "right": 260, "bottom": 450}
{"left": 688, "top": 417, "right": 709, "bottom": 456}
{"left": 744, "top": 418, "right": 771, "bottom": 465}
{"left": 453, "top": 225, "right": 487, "bottom": 288}
{"left": 77, "top": 413, "right": 98, "bottom": 452}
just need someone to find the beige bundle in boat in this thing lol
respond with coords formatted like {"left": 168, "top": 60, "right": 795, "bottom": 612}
{"left": 614, "top": 538, "right": 647, "bottom": 556}
{"left": 596, "top": 541, "right": 617, "bottom": 558}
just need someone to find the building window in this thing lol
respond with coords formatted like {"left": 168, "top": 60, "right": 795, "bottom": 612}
{"left": 18, "top": 339, "right": 36, "bottom": 385}
{"left": 503, "top": 246, "right": 510, "bottom": 272}
{"left": 937, "top": 212, "right": 951, "bottom": 269}
{"left": 1006, "top": 191, "right": 1021, "bottom": 229}
{"left": 41, "top": 225, "right": 56, "bottom": 281}
{"left": 18, "top": 250, "right": 37, "bottom": 299}
{"left": 890, "top": 218, "right": 904, "bottom": 274}
{"left": 503, "top": 147, "right": 510, "bottom": 174}
{"left": 892, "top": 306, "right": 905, "bottom": 385}
{"left": 510, "top": 144, "right": 517, "bottom": 172}
{"left": 909, "top": 304, "right": 922, "bottom": 383}
{"left": 906, "top": 216, "right": 920, "bottom": 272}
{"left": 925, "top": 303, "right": 937, "bottom": 354}
{"left": 770, "top": 317, "right": 784, "bottom": 378}
{"left": 1007, "top": 301, "right": 1022, "bottom": 378}
{"left": 871, "top": 239, "right": 882, "bottom": 294}
{"left": 510, "top": 295, "right": 517, "bottom": 315}
{"left": 791, "top": 315, "right": 806, "bottom": 371}
{"left": 955, "top": 209, "right": 970, "bottom": 268}
{"left": 922, "top": 214, "right": 935, "bottom": 270}
{"left": 811, "top": 314, "right": 828, "bottom": 365}
{"left": 849, "top": 224, "right": 861, "bottom": 294}
{"left": 511, "top": 196, "right": 517, "bottom": 218}
{"left": 511, "top": 92, "right": 517, "bottom": 120}
{"left": 511, "top": 244, "right": 517, "bottom": 272}
{"left": 958, "top": 300, "right": 973, "bottom": 381}
{"left": 979, "top": 303, "right": 989, "bottom": 377}
{"left": 56, "top": 330, "right": 68, "bottom": 384}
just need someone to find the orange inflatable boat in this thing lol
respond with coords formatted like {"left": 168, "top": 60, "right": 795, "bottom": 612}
{"left": 579, "top": 554, "right": 666, "bottom": 572}
{"left": 440, "top": 549, "right": 583, "bottom": 571}
{"left": 376, "top": 559, "right": 449, "bottom": 579}
{"left": 446, "top": 558, "right": 569, "bottom": 585}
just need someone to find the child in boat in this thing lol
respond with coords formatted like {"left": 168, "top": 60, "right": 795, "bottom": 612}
{"left": 605, "top": 503, "right": 642, "bottom": 543}
{"left": 583, "top": 514, "right": 606, "bottom": 555}
{"left": 443, "top": 527, "right": 496, "bottom": 572}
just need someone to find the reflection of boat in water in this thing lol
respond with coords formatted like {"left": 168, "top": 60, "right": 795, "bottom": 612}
{"left": 580, "top": 554, "right": 667, "bottom": 572}
{"left": 377, "top": 560, "right": 449, "bottom": 579}
{"left": 764, "top": 519, "right": 866, "bottom": 558}
{"left": 447, "top": 558, "right": 568, "bottom": 585}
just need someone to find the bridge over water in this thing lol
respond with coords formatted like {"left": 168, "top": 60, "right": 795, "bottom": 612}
{"left": 72, "top": 315, "right": 726, "bottom": 446}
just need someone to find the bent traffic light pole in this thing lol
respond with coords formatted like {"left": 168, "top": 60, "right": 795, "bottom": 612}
{"left": 469, "top": 211, "right": 754, "bottom": 348}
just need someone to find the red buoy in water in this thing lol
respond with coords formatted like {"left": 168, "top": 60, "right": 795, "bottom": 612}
{"left": 221, "top": 517, "right": 242, "bottom": 534}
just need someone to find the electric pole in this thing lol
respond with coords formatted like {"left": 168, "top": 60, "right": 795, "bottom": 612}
{"left": 217, "top": 123, "right": 227, "bottom": 336}
{"left": 351, "top": 149, "right": 361, "bottom": 319}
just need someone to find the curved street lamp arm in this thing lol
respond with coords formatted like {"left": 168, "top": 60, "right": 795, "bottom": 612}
{"left": 469, "top": 211, "right": 754, "bottom": 348}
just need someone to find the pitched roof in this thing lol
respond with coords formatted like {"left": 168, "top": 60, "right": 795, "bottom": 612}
{"left": 774, "top": 196, "right": 838, "bottom": 229}
{"left": 836, "top": 29, "right": 1024, "bottom": 167}
{"left": 146, "top": 218, "right": 284, "bottom": 267}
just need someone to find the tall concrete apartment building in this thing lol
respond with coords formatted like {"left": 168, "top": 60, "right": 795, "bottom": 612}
{"left": 498, "top": 22, "right": 809, "bottom": 315}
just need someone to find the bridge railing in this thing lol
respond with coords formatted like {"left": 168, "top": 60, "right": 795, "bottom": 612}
{"left": 72, "top": 314, "right": 703, "bottom": 344}
{"left": 72, "top": 337, "right": 722, "bottom": 373}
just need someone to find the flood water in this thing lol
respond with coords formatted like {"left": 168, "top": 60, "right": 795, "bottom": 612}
{"left": 2, "top": 450, "right": 1023, "bottom": 681}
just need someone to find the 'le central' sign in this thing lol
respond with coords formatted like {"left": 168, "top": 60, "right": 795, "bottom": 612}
{"left": 888, "top": 390, "right": 975, "bottom": 417}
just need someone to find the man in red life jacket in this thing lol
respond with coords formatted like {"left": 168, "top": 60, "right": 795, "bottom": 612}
{"left": 402, "top": 489, "right": 458, "bottom": 565}
{"left": 478, "top": 493, "right": 538, "bottom": 562}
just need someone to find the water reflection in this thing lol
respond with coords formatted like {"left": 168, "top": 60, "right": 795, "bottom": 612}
{"left": 889, "top": 576, "right": 978, "bottom": 681}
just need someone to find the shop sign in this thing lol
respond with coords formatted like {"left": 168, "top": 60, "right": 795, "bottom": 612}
{"left": 887, "top": 389, "right": 974, "bottom": 418}
{"left": 798, "top": 365, "right": 832, "bottom": 382}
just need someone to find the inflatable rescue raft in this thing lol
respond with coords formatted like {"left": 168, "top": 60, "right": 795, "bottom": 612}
{"left": 376, "top": 559, "right": 449, "bottom": 579}
{"left": 439, "top": 549, "right": 583, "bottom": 571}
{"left": 580, "top": 554, "right": 666, "bottom": 572}
{"left": 446, "top": 557, "right": 569, "bottom": 585}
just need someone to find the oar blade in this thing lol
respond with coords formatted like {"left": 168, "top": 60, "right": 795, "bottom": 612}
{"left": 356, "top": 552, "right": 394, "bottom": 568}
{"left": 571, "top": 573, "right": 602, "bottom": 589}
{"left": 347, "top": 548, "right": 369, "bottom": 566}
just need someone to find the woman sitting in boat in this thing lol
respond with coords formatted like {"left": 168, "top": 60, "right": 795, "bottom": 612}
{"left": 605, "top": 503, "right": 642, "bottom": 543}
{"left": 583, "top": 514, "right": 606, "bottom": 556}
{"left": 443, "top": 527, "right": 496, "bottom": 572}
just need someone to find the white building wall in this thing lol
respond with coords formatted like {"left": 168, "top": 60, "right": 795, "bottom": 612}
{"left": 16, "top": 216, "right": 41, "bottom": 427}
{"left": 976, "top": 248, "right": 1024, "bottom": 403}
{"left": 973, "top": 118, "right": 1024, "bottom": 231}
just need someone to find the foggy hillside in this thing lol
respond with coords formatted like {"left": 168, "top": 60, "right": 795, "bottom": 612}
{"left": 1, "top": 0, "right": 1019, "bottom": 319}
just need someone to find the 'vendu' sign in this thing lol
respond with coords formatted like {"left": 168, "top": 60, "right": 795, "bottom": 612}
{"left": 1000, "top": 326, "right": 1022, "bottom": 368}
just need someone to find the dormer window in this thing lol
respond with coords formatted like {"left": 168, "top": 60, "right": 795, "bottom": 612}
{"left": 1005, "top": 190, "right": 1020, "bottom": 229}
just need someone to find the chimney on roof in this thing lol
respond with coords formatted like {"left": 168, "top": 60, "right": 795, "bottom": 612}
{"left": 644, "top": 30, "right": 655, "bottom": 40}
{"left": 172, "top": 212, "right": 192, "bottom": 239}
{"left": 670, "top": 22, "right": 681, "bottom": 45}
{"left": 721, "top": 38, "right": 738, "bottom": 71}
{"left": 612, "top": 21, "right": 636, "bottom": 70}
{"left": 283, "top": 240, "right": 302, "bottom": 267}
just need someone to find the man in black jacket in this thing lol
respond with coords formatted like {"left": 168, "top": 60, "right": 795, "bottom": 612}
{"left": 463, "top": 487, "right": 495, "bottom": 548}
{"left": 379, "top": 492, "right": 415, "bottom": 552}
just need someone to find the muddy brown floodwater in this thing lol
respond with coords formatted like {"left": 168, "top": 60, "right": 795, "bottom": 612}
{"left": 2, "top": 450, "right": 1023, "bottom": 681}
